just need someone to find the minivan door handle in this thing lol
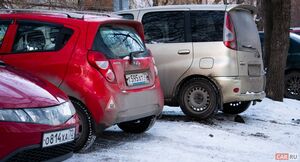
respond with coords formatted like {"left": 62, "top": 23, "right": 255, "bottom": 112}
{"left": 178, "top": 49, "right": 190, "bottom": 55}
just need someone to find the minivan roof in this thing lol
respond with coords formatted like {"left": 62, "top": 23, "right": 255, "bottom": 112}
{"left": 117, "top": 4, "right": 256, "bottom": 14}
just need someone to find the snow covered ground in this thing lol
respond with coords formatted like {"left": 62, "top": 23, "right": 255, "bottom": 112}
{"left": 67, "top": 98, "right": 300, "bottom": 162}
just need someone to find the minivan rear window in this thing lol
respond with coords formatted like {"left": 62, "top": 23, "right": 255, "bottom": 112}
{"left": 191, "top": 11, "right": 224, "bottom": 42}
{"left": 92, "top": 25, "right": 148, "bottom": 59}
{"left": 230, "top": 10, "right": 260, "bottom": 51}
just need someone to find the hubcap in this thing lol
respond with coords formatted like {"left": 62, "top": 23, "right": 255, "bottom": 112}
{"left": 186, "top": 87, "right": 210, "bottom": 112}
{"left": 286, "top": 75, "right": 300, "bottom": 96}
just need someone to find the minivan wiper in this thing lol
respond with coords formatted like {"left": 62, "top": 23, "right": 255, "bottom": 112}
{"left": 129, "top": 51, "right": 145, "bottom": 64}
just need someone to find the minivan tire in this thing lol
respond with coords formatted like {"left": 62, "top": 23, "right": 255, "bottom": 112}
{"left": 222, "top": 101, "right": 251, "bottom": 114}
{"left": 285, "top": 71, "right": 300, "bottom": 100}
{"left": 71, "top": 99, "right": 96, "bottom": 152}
{"left": 117, "top": 116, "right": 156, "bottom": 133}
{"left": 179, "top": 78, "right": 218, "bottom": 119}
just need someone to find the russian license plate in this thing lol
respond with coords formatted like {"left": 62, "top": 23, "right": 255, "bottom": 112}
{"left": 42, "top": 127, "right": 75, "bottom": 148}
{"left": 126, "top": 72, "right": 150, "bottom": 86}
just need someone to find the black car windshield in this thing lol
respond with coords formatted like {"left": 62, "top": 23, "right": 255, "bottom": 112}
{"left": 92, "top": 25, "right": 148, "bottom": 59}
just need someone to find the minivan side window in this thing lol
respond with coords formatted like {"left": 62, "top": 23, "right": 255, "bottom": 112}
{"left": 191, "top": 11, "right": 224, "bottom": 42}
{"left": 142, "top": 11, "right": 185, "bottom": 44}
{"left": 0, "top": 20, "right": 11, "bottom": 47}
{"left": 12, "top": 21, "right": 73, "bottom": 53}
{"left": 120, "top": 14, "right": 134, "bottom": 20}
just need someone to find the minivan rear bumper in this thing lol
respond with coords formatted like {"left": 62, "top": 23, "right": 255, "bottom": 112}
{"left": 214, "top": 76, "right": 266, "bottom": 103}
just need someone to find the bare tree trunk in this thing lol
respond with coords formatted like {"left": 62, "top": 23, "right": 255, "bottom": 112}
{"left": 263, "top": 0, "right": 272, "bottom": 68}
{"left": 256, "top": 0, "right": 264, "bottom": 31}
{"left": 249, "top": 0, "right": 254, "bottom": 5}
{"left": 78, "top": 0, "right": 84, "bottom": 10}
{"left": 153, "top": 0, "right": 159, "bottom": 6}
{"left": 264, "top": 0, "right": 291, "bottom": 101}
{"left": 0, "top": 0, "right": 13, "bottom": 8}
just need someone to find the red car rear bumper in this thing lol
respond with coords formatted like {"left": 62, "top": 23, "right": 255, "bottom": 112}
{"left": 98, "top": 77, "right": 164, "bottom": 127}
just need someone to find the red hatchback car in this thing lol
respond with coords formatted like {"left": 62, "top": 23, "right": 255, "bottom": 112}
{"left": 0, "top": 62, "right": 79, "bottom": 161}
{"left": 0, "top": 9, "right": 164, "bottom": 151}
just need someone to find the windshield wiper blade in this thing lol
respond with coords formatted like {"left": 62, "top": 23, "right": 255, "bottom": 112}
{"left": 129, "top": 51, "right": 144, "bottom": 64}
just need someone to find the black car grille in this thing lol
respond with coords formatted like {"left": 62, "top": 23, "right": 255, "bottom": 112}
{"left": 6, "top": 142, "right": 74, "bottom": 162}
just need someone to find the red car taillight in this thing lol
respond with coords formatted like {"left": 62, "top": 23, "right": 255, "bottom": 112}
{"left": 148, "top": 49, "right": 158, "bottom": 77}
{"left": 87, "top": 51, "right": 116, "bottom": 83}
{"left": 223, "top": 12, "right": 237, "bottom": 50}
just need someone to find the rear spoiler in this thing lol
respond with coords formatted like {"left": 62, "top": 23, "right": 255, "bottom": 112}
{"left": 226, "top": 4, "right": 257, "bottom": 15}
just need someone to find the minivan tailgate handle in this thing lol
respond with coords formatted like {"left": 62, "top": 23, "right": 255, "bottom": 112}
{"left": 242, "top": 44, "right": 255, "bottom": 50}
{"left": 242, "top": 45, "right": 261, "bottom": 58}
{"left": 178, "top": 49, "right": 190, "bottom": 55}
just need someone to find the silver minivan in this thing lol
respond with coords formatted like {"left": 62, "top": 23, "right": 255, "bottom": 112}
{"left": 116, "top": 4, "right": 265, "bottom": 119}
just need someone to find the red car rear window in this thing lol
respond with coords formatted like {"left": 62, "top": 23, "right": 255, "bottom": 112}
{"left": 92, "top": 25, "right": 149, "bottom": 59}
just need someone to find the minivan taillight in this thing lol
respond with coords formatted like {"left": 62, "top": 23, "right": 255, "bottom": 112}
{"left": 224, "top": 12, "right": 237, "bottom": 50}
{"left": 87, "top": 51, "right": 116, "bottom": 83}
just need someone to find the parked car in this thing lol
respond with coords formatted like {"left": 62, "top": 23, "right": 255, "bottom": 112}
{"left": 0, "top": 61, "right": 78, "bottom": 161}
{"left": 116, "top": 4, "right": 265, "bottom": 119}
{"left": 290, "top": 27, "right": 300, "bottom": 35}
{"left": 259, "top": 32, "right": 300, "bottom": 100}
{"left": 0, "top": 9, "right": 164, "bottom": 151}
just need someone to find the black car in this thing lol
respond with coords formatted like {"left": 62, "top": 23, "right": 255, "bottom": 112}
{"left": 290, "top": 27, "right": 300, "bottom": 35}
{"left": 259, "top": 32, "right": 300, "bottom": 100}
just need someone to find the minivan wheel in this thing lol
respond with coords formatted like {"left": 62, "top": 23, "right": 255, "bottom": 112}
{"left": 179, "top": 78, "right": 218, "bottom": 119}
{"left": 285, "top": 71, "right": 300, "bottom": 100}
{"left": 222, "top": 101, "right": 251, "bottom": 114}
{"left": 71, "top": 100, "right": 96, "bottom": 152}
{"left": 117, "top": 116, "right": 156, "bottom": 134}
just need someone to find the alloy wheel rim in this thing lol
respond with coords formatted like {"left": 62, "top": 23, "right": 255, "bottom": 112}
{"left": 287, "top": 75, "right": 300, "bottom": 96}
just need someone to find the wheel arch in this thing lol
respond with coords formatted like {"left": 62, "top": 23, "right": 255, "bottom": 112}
{"left": 68, "top": 96, "right": 97, "bottom": 130}
{"left": 174, "top": 75, "right": 223, "bottom": 109}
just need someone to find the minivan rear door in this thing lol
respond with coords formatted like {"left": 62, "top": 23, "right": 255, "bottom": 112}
{"left": 229, "top": 6, "right": 265, "bottom": 93}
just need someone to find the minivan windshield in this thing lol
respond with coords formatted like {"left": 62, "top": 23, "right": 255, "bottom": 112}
{"left": 92, "top": 25, "right": 148, "bottom": 59}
